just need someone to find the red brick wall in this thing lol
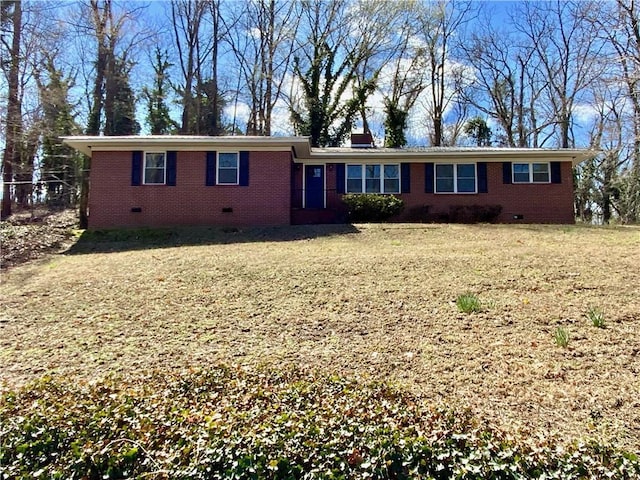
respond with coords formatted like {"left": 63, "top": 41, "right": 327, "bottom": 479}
{"left": 324, "top": 161, "right": 575, "bottom": 224}
{"left": 88, "top": 150, "right": 292, "bottom": 229}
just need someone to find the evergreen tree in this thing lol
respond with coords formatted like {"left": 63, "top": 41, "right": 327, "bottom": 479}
{"left": 291, "top": 47, "right": 375, "bottom": 147}
{"left": 290, "top": 0, "right": 379, "bottom": 148}
{"left": 464, "top": 117, "right": 492, "bottom": 146}
{"left": 142, "top": 48, "right": 176, "bottom": 135}
{"left": 106, "top": 57, "right": 140, "bottom": 136}
{"left": 384, "top": 101, "right": 409, "bottom": 148}
{"left": 38, "top": 59, "right": 82, "bottom": 207}
{"left": 195, "top": 79, "right": 225, "bottom": 135}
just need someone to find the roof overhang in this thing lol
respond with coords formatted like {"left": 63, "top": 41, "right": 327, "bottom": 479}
{"left": 62, "top": 135, "right": 596, "bottom": 167}
{"left": 300, "top": 147, "right": 595, "bottom": 167}
{"left": 62, "top": 135, "right": 312, "bottom": 157}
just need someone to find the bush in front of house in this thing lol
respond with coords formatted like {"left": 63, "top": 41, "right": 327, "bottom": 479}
{"left": 407, "top": 204, "right": 503, "bottom": 223}
{"left": 1, "top": 367, "right": 639, "bottom": 480}
{"left": 342, "top": 194, "right": 404, "bottom": 222}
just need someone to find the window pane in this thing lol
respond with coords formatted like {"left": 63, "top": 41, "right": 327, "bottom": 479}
{"left": 455, "top": 164, "right": 475, "bottom": 192}
{"left": 218, "top": 152, "right": 238, "bottom": 184}
{"left": 346, "top": 165, "right": 362, "bottom": 192}
{"left": 384, "top": 164, "right": 399, "bottom": 179}
{"left": 383, "top": 164, "right": 399, "bottom": 193}
{"left": 532, "top": 163, "right": 549, "bottom": 182}
{"left": 457, "top": 179, "right": 476, "bottom": 193}
{"left": 145, "top": 168, "right": 164, "bottom": 184}
{"left": 436, "top": 178, "right": 454, "bottom": 192}
{"left": 435, "top": 164, "right": 454, "bottom": 192}
{"left": 436, "top": 164, "right": 454, "bottom": 178}
{"left": 218, "top": 168, "right": 238, "bottom": 184}
{"left": 365, "top": 164, "right": 380, "bottom": 179}
{"left": 146, "top": 153, "right": 165, "bottom": 168}
{"left": 219, "top": 153, "right": 238, "bottom": 168}
{"left": 347, "top": 179, "right": 362, "bottom": 193}
{"left": 366, "top": 178, "right": 381, "bottom": 193}
{"left": 144, "top": 153, "right": 165, "bottom": 184}
{"left": 384, "top": 178, "right": 400, "bottom": 193}
{"left": 347, "top": 165, "right": 362, "bottom": 179}
{"left": 513, "top": 163, "right": 529, "bottom": 182}
{"left": 457, "top": 164, "right": 475, "bottom": 178}
{"left": 513, "top": 172, "right": 529, "bottom": 182}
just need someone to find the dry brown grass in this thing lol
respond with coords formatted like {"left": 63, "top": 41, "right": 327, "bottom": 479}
{"left": 1, "top": 223, "right": 639, "bottom": 449}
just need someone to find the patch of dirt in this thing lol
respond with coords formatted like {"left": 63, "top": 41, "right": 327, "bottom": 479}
{"left": 1, "top": 223, "right": 639, "bottom": 451}
{"left": 0, "top": 208, "right": 78, "bottom": 270}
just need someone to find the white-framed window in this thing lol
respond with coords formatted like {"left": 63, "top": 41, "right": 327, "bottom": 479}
{"left": 435, "top": 163, "right": 476, "bottom": 193}
{"left": 218, "top": 152, "right": 239, "bottom": 185}
{"left": 346, "top": 164, "right": 400, "bottom": 194}
{"left": 513, "top": 162, "right": 550, "bottom": 183}
{"left": 144, "top": 152, "right": 166, "bottom": 184}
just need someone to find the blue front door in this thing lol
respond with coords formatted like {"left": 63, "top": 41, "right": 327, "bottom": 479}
{"left": 305, "top": 165, "right": 325, "bottom": 208}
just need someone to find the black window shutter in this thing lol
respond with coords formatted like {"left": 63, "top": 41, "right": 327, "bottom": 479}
{"left": 502, "top": 162, "right": 512, "bottom": 184}
{"left": 166, "top": 151, "right": 177, "bottom": 186}
{"left": 206, "top": 151, "right": 216, "bottom": 186}
{"left": 336, "top": 163, "right": 345, "bottom": 194}
{"left": 401, "top": 163, "right": 411, "bottom": 193}
{"left": 477, "top": 162, "right": 488, "bottom": 193}
{"left": 239, "top": 151, "right": 250, "bottom": 186}
{"left": 550, "top": 162, "right": 562, "bottom": 183}
{"left": 131, "top": 151, "right": 142, "bottom": 186}
{"left": 425, "top": 163, "right": 434, "bottom": 193}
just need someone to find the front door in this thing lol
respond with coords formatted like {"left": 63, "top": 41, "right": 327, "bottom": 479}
{"left": 305, "top": 165, "right": 325, "bottom": 208}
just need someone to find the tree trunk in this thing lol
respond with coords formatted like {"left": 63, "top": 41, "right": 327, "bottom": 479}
{"left": 81, "top": 0, "right": 110, "bottom": 229}
{"left": 1, "top": 0, "right": 22, "bottom": 219}
{"left": 211, "top": 0, "right": 220, "bottom": 135}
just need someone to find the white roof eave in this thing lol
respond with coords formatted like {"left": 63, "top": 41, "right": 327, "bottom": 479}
{"left": 62, "top": 135, "right": 311, "bottom": 157}
{"left": 62, "top": 135, "right": 596, "bottom": 166}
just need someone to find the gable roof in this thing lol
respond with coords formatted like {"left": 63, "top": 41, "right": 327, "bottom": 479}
{"left": 62, "top": 135, "right": 595, "bottom": 166}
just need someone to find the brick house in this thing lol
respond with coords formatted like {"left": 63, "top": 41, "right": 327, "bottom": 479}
{"left": 62, "top": 135, "right": 593, "bottom": 229}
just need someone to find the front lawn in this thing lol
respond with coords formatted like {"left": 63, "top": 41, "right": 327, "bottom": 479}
{"left": 1, "top": 223, "right": 639, "bottom": 476}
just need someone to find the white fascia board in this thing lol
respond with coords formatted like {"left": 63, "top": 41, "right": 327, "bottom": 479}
{"left": 62, "top": 135, "right": 312, "bottom": 157}
{"left": 297, "top": 148, "right": 596, "bottom": 166}
{"left": 62, "top": 135, "right": 596, "bottom": 167}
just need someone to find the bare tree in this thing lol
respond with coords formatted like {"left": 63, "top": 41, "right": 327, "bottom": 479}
{"left": 606, "top": 0, "right": 640, "bottom": 223}
{"left": 460, "top": 21, "right": 537, "bottom": 147}
{"left": 291, "top": 0, "right": 401, "bottom": 147}
{"left": 516, "top": 1, "right": 604, "bottom": 149}
{"left": 0, "top": 0, "right": 47, "bottom": 211}
{"left": 1, "top": 0, "right": 22, "bottom": 218}
{"left": 290, "top": 0, "right": 360, "bottom": 146}
{"left": 75, "top": 0, "right": 144, "bottom": 227}
{"left": 415, "top": 0, "right": 474, "bottom": 146}
{"left": 349, "top": 0, "right": 410, "bottom": 136}
{"left": 224, "top": 0, "right": 299, "bottom": 135}
{"left": 380, "top": 3, "right": 428, "bottom": 147}
{"left": 583, "top": 0, "right": 640, "bottom": 222}
{"left": 170, "top": 0, "right": 225, "bottom": 135}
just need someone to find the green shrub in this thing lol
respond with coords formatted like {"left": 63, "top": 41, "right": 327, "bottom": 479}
{"left": 1, "top": 367, "right": 638, "bottom": 479}
{"left": 587, "top": 307, "right": 606, "bottom": 328}
{"left": 342, "top": 194, "right": 404, "bottom": 222}
{"left": 456, "top": 292, "right": 482, "bottom": 313}
{"left": 407, "top": 204, "right": 503, "bottom": 223}
{"left": 555, "top": 327, "right": 569, "bottom": 348}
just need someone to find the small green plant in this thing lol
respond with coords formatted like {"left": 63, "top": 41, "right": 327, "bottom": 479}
{"left": 2, "top": 368, "right": 639, "bottom": 479}
{"left": 342, "top": 194, "right": 404, "bottom": 222}
{"left": 456, "top": 292, "right": 482, "bottom": 313}
{"left": 586, "top": 307, "right": 606, "bottom": 328}
{"left": 554, "top": 327, "right": 569, "bottom": 348}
